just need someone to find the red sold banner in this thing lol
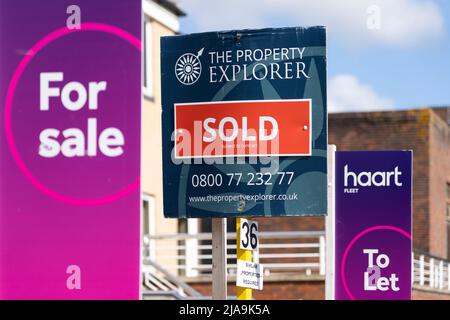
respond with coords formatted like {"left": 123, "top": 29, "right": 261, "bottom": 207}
{"left": 174, "top": 99, "right": 311, "bottom": 158}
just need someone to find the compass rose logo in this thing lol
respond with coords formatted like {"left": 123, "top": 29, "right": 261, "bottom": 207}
{"left": 175, "top": 48, "right": 204, "bottom": 85}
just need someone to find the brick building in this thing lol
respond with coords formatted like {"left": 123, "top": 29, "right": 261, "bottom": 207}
{"left": 328, "top": 108, "right": 450, "bottom": 260}
{"left": 258, "top": 107, "right": 450, "bottom": 258}
{"left": 186, "top": 107, "right": 450, "bottom": 300}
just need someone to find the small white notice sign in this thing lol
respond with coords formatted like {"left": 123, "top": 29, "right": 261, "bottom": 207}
{"left": 236, "top": 259, "right": 264, "bottom": 290}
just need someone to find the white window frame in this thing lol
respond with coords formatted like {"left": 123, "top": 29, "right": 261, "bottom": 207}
{"left": 142, "top": 18, "right": 153, "bottom": 99}
{"left": 186, "top": 219, "right": 199, "bottom": 277}
{"left": 142, "top": 193, "right": 156, "bottom": 260}
{"left": 143, "top": 0, "right": 180, "bottom": 33}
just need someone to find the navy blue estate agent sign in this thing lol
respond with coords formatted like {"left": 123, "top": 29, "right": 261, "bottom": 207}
{"left": 161, "top": 27, "right": 327, "bottom": 218}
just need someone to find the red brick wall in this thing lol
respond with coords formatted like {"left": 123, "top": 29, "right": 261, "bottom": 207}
{"left": 255, "top": 217, "right": 324, "bottom": 233}
{"left": 413, "top": 289, "right": 450, "bottom": 300}
{"left": 191, "top": 281, "right": 450, "bottom": 300}
{"left": 190, "top": 280, "right": 325, "bottom": 300}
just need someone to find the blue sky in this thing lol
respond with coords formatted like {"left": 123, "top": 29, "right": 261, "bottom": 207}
{"left": 177, "top": 0, "right": 450, "bottom": 112}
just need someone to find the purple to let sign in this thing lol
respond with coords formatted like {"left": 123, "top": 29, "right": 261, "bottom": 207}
{"left": 335, "top": 151, "right": 412, "bottom": 300}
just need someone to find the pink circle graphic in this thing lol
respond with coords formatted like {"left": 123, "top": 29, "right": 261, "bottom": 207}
{"left": 340, "top": 225, "right": 411, "bottom": 300}
{"left": 4, "top": 23, "right": 141, "bottom": 206}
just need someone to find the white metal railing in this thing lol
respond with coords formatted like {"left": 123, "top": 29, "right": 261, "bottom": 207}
{"left": 413, "top": 252, "right": 450, "bottom": 291}
{"left": 141, "top": 259, "right": 203, "bottom": 299}
{"left": 143, "top": 231, "right": 326, "bottom": 278}
{"left": 143, "top": 231, "right": 450, "bottom": 294}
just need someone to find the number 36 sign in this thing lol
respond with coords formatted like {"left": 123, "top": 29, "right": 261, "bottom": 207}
{"left": 240, "top": 219, "right": 259, "bottom": 251}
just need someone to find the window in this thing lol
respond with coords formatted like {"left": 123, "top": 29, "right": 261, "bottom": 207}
{"left": 143, "top": 17, "right": 153, "bottom": 98}
{"left": 199, "top": 219, "right": 236, "bottom": 272}
{"left": 185, "top": 218, "right": 199, "bottom": 277}
{"left": 142, "top": 194, "right": 156, "bottom": 260}
{"left": 180, "top": 219, "right": 237, "bottom": 277}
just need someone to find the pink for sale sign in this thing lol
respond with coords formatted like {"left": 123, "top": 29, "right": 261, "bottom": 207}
{"left": 0, "top": 0, "right": 141, "bottom": 299}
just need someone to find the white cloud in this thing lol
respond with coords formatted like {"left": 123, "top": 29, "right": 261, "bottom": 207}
{"left": 328, "top": 74, "right": 395, "bottom": 113}
{"left": 178, "top": 0, "right": 446, "bottom": 48}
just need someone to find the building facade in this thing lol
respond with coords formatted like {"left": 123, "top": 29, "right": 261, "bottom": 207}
{"left": 140, "top": 0, "right": 450, "bottom": 300}
{"left": 329, "top": 108, "right": 450, "bottom": 260}
{"left": 141, "top": 0, "right": 184, "bottom": 263}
